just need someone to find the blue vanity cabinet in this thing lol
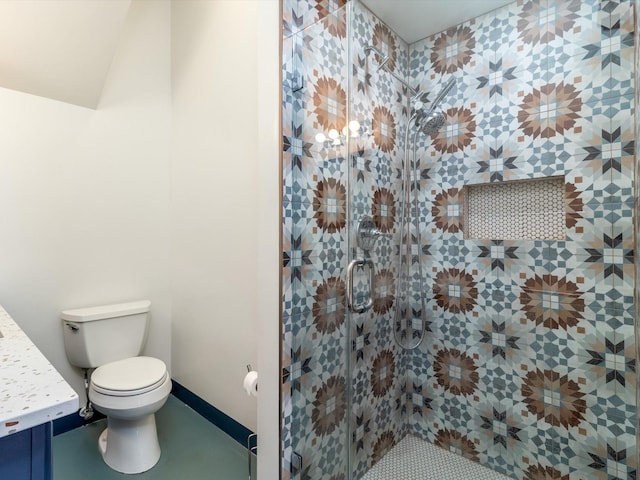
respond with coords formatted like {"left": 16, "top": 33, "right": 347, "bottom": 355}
{"left": 0, "top": 423, "right": 52, "bottom": 480}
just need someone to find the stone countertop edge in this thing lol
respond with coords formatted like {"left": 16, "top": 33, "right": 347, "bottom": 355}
{"left": 0, "top": 305, "right": 79, "bottom": 438}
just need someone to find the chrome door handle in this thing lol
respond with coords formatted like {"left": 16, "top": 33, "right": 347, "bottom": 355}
{"left": 346, "top": 257, "right": 375, "bottom": 313}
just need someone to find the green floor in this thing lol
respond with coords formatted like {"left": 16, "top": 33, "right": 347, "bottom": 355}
{"left": 53, "top": 395, "right": 254, "bottom": 480}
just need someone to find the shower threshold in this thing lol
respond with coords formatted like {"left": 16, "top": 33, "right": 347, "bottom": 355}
{"left": 361, "top": 435, "right": 513, "bottom": 480}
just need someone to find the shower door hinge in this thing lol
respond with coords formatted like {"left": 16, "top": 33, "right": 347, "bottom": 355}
{"left": 291, "top": 31, "right": 305, "bottom": 93}
{"left": 291, "top": 451, "right": 303, "bottom": 474}
{"left": 292, "top": 75, "right": 304, "bottom": 93}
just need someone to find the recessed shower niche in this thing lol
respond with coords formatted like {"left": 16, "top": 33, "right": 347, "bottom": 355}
{"left": 465, "top": 177, "right": 566, "bottom": 240}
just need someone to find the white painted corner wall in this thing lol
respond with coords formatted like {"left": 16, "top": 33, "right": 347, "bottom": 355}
{"left": 0, "top": 0, "right": 280, "bottom": 474}
{"left": 170, "top": 0, "right": 279, "bottom": 473}
{"left": 0, "top": 0, "right": 173, "bottom": 405}
{"left": 171, "top": 0, "right": 267, "bottom": 434}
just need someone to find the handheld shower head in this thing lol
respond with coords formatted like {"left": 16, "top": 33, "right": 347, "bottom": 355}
{"left": 421, "top": 112, "right": 445, "bottom": 135}
{"left": 410, "top": 77, "right": 456, "bottom": 134}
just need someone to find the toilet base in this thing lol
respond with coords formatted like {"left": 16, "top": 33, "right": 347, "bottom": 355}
{"left": 98, "top": 414, "right": 161, "bottom": 474}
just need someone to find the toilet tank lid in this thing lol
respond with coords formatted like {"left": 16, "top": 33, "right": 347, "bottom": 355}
{"left": 61, "top": 300, "right": 151, "bottom": 322}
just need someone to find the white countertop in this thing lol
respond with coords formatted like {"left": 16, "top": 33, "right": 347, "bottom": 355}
{"left": 0, "top": 305, "right": 79, "bottom": 438}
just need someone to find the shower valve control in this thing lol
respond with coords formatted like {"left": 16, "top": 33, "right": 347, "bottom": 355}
{"left": 357, "top": 215, "right": 391, "bottom": 252}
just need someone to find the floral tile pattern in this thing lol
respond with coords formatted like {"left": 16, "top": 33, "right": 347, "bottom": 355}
{"left": 409, "top": 1, "right": 637, "bottom": 479}
{"left": 347, "top": 6, "right": 412, "bottom": 477}
{"left": 282, "top": 0, "right": 636, "bottom": 480}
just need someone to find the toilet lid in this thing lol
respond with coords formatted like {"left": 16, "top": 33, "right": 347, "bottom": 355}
{"left": 92, "top": 356, "right": 167, "bottom": 394}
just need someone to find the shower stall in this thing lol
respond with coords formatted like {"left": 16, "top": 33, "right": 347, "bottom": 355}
{"left": 281, "top": 0, "right": 639, "bottom": 478}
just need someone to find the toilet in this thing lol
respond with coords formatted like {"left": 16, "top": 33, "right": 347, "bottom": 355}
{"left": 61, "top": 300, "right": 171, "bottom": 474}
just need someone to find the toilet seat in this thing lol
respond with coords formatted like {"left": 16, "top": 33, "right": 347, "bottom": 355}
{"left": 92, "top": 356, "right": 168, "bottom": 397}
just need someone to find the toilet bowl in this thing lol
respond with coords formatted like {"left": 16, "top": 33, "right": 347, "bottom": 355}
{"left": 89, "top": 356, "right": 171, "bottom": 474}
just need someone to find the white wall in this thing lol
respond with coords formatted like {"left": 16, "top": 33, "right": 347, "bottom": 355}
{"left": 0, "top": 0, "right": 172, "bottom": 404}
{"left": 171, "top": 0, "right": 263, "bottom": 432}
{"left": 172, "top": 2, "right": 281, "bottom": 472}
{"left": 0, "top": 3, "right": 281, "bottom": 470}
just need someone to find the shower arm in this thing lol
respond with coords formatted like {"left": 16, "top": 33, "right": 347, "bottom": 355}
{"left": 363, "top": 44, "right": 418, "bottom": 96}
{"left": 424, "top": 77, "right": 456, "bottom": 118}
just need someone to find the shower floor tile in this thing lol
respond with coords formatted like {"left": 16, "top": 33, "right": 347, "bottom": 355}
{"left": 361, "top": 435, "right": 513, "bottom": 480}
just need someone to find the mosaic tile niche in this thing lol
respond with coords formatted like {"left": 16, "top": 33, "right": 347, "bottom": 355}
{"left": 281, "top": 0, "right": 638, "bottom": 479}
{"left": 465, "top": 177, "right": 566, "bottom": 240}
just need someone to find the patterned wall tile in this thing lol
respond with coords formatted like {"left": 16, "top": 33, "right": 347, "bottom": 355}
{"left": 283, "top": 0, "right": 348, "bottom": 38}
{"left": 282, "top": 3, "right": 351, "bottom": 478}
{"left": 282, "top": 0, "right": 636, "bottom": 478}
{"left": 406, "top": 0, "right": 637, "bottom": 478}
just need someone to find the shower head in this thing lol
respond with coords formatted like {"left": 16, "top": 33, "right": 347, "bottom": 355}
{"left": 411, "top": 77, "right": 455, "bottom": 134}
{"left": 421, "top": 112, "right": 445, "bottom": 135}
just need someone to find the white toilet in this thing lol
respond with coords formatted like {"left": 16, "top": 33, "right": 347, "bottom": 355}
{"left": 62, "top": 300, "right": 171, "bottom": 474}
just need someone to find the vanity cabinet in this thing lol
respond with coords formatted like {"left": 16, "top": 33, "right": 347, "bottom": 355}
{"left": 0, "top": 305, "right": 77, "bottom": 480}
{"left": 0, "top": 423, "right": 52, "bottom": 480}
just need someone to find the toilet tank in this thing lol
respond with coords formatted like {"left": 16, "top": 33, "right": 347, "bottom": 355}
{"left": 62, "top": 300, "right": 151, "bottom": 369}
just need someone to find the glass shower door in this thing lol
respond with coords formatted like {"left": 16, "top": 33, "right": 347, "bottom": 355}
{"left": 282, "top": 3, "right": 351, "bottom": 479}
{"left": 346, "top": 1, "right": 412, "bottom": 478}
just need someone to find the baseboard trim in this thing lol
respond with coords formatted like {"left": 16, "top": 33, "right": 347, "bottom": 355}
{"left": 53, "top": 379, "right": 253, "bottom": 447}
{"left": 170, "top": 380, "right": 254, "bottom": 447}
{"left": 52, "top": 410, "right": 105, "bottom": 436}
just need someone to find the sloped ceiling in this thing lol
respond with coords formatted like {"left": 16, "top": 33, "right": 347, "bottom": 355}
{"left": 0, "top": 1, "right": 514, "bottom": 108}
{"left": 361, "top": 0, "right": 514, "bottom": 43}
{"left": 0, "top": 0, "right": 131, "bottom": 109}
